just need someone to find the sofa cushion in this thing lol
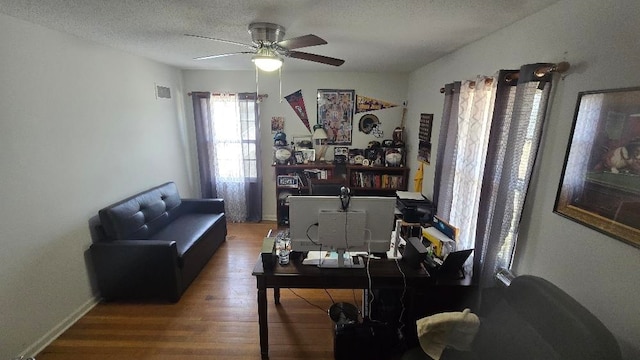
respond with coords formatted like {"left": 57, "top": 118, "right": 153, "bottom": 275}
{"left": 150, "top": 213, "right": 224, "bottom": 265}
{"left": 99, "top": 182, "right": 182, "bottom": 240}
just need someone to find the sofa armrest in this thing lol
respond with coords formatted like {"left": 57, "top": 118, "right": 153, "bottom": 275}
{"left": 181, "top": 198, "right": 225, "bottom": 214}
{"left": 90, "top": 240, "right": 182, "bottom": 301}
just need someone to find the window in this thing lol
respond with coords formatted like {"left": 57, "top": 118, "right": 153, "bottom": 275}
{"left": 210, "top": 94, "right": 258, "bottom": 182}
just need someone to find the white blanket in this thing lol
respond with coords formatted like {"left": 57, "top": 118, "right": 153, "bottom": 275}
{"left": 416, "top": 308, "right": 480, "bottom": 359}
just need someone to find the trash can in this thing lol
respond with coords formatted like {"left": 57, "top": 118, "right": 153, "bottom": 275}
{"left": 329, "top": 302, "right": 359, "bottom": 326}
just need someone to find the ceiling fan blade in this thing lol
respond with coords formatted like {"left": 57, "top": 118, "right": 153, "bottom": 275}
{"left": 194, "top": 52, "right": 254, "bottom": 61}
{"left": 277, "top": 34, "right": 327, "bottom": 50}
{"left": 184, "top": 34, "right": 256, "bottom": 50}
{"left": 288, "top": 51, "right": 345, "bottom": 66}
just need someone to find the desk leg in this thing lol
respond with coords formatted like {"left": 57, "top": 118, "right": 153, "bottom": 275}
{"left": 257, "top": 281, "right": 269, "bottom": 358}
{"left": 274, "top": 287, "right": 280, "bottom": 305}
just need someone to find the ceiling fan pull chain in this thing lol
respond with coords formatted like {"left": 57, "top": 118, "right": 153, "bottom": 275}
{"left": 255, "top": 66, "right": 259, "bottom": 98}
{"left": 279, "top": 67, "right": 282, "bottom": 103}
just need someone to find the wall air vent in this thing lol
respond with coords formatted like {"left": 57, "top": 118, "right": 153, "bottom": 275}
{"left": 156, "top": 85, "right": 171, "bottom": 99}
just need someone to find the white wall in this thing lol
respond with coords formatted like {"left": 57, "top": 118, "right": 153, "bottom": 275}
{"left": 0, "top": 13, "right": 192, "bottom": 358}
{"left": 406, "top": 0, "right": 640, "bottom": 358}
{"left": 4, "top": 0, "right": 638, "bottom": 357}
{"left": 181, "top": 70, "right": 409, "bottom": 221}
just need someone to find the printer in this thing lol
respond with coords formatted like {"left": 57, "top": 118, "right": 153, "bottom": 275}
{"left": 396, "top": 191, "right": 435, "bottom": 225}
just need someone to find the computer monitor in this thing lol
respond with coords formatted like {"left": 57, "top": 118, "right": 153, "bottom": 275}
{"left": 289, "top": 195, "right": 397, "bottom": 255}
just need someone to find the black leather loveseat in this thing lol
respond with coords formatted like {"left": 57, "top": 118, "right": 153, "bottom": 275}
{"left": 90, "top": 182, "right": 227, "bottom": 302}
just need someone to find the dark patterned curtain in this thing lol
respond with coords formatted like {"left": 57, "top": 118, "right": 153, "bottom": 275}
{"left": 191, "top": 92, "right": 216, "bottom": 198}
{"left": 474, "top": 64, "right": 555, "bottom": 287}
{"left": 433, "top": 82, "right": 461, "bottom": 218}
{"left": 434, "top": 63, "right": 556, "bottom": 287}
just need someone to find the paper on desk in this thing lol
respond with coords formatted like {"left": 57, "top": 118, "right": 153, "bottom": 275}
{"left": 396, "top": 191, "right": 425, "bottom": 200}
{"left": 305, "top": 251, "right": 326, "bottom": 260}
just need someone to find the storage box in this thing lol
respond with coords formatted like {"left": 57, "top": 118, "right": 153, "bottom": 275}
{"left": 261, "top": 237, "right": 276, "bottom": 270}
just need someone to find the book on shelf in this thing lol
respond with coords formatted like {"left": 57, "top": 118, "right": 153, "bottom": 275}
{"left": 351, "top": 172, "right": 404, "bottom": 189}
{"left": 381, "top": 174, "right": 403, "bottom": 189}
{"left": 295, "top": 173, "right": 307, "bottom": 187}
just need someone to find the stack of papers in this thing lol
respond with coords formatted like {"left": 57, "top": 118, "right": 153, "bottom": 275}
{"left": 396, "top": 191, "right": 426, "bottom": 200}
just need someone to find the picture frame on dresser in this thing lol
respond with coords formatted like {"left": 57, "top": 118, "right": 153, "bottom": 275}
{"left": 294, "top": 151, "right": 304, "bottom": 164}
{"left": 300, "top": 149, "right": 316, "bottom": 163}
{"left": 554, "top": 87, "right": 640, "bottom": 248}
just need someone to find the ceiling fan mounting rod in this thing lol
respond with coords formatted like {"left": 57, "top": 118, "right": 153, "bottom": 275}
{"left": 249, "top": 22, "right": 286, "bottom": 45}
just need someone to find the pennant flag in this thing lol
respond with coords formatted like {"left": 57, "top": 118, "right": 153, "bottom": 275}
{"left": 284, "top": 90, "right": 311, "bottom": 133}
{"left": 356, "top": 95, "right": 398, "bottom": 113}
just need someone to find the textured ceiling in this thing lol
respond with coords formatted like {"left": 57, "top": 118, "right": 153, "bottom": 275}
{"left": 0, "top": 0, "right": 560, "bottom": 72}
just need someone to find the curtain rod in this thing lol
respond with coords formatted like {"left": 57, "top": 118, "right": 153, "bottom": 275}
{"left": 439, "top": 61, "right": 570, "bottom": 93}
{"left": 187, "top": 92, "right": 269, "bottom": 100}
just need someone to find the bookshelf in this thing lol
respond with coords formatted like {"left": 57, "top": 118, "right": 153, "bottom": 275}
{"left": 274, "top": 164, "right": 409, "bottom": 226}
{"left": 346, "top": 165, "right": 409, "bottom": 196}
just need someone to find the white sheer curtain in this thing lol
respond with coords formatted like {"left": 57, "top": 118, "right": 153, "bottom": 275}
{"left": 449, "top": 77, "right": 498, "bottom": 252}
{"left": 211, "top": 94, "right": 247, "bottom": 222}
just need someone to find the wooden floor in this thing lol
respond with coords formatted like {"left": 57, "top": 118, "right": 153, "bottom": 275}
{"left": 37, "top": 222, "right": 364, "bottom": 360}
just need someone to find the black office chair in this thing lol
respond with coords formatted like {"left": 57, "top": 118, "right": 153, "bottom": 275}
{"left": 402, "top": 275, "right": 621, "bottom": 360}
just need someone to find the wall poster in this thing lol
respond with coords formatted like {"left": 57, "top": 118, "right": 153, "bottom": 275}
{"left": 418, "top": 113, "right": 433, "bottom": 164}
{"left": 317, "top": 89, "right": 355, "bottom": 145}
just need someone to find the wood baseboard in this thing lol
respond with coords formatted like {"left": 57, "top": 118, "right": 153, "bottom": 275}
{"left": 21, "top": 295, "right": 100, "bottom": 358}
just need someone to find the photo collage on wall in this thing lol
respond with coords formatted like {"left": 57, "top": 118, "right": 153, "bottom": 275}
{"left": 317, "top": 89, "right": 355, "bottom": 145}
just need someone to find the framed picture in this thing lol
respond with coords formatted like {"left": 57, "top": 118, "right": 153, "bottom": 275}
{"left": 271, "top": 116, "right": 284, "bottom": 133}
{"left": 317, "top": 89, "right": 355, "bottom": 145}
{"left": 292, "top": 135, "right": 313, "bottom": 150}
{"left": 300, "top": 149, "right": 316, "bottom": 163}
{"left": 333, "top": 146, "right": 349, "bottom": 164}
{"left": 334, "top": 147, "right": 349, "bottom": 156}
{"left": 294, "top": 151, "right": 304, "bottom": 164}
{"left": 554, "top": 87, "right": 640, "bottom": 248}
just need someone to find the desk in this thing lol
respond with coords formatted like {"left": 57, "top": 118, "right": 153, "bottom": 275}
{"left": 252, "top": 251, "right": 470, "bottom": 358}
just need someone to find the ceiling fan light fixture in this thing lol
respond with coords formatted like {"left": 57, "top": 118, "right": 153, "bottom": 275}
{"left": 189, "top": 22, "right": 344, "bottom": 69}
{"left": 252, "top": 54, "right": 283, "bottom": 72}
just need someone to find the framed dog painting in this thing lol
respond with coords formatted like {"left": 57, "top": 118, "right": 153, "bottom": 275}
{"left": 555, "top": 87, "right": 640, "bottom": 248}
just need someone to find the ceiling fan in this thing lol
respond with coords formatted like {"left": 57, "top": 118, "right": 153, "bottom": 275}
{"left": 186, "top": 22, "right": 345, "bottom": 71}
